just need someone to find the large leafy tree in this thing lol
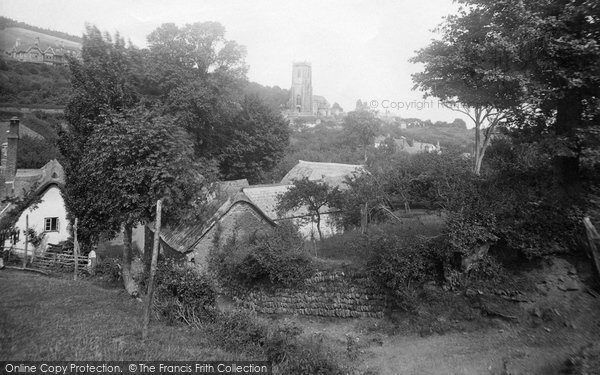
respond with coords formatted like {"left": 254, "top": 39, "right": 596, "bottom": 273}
{"left": 342, "top": 110, "right": 381, "bottom": 163}
{"left": 76, "top": 109, "right": 204, "bottom": 294}
{"left": 411, "top": 8, "right": 524, "bottom": 174}
{"left": 219, "top": 95, "right": 290, "bottom": 183}
{"left": 59, "top": 27, "right": 208, "bottom": 295}
{"left": 145, "top": 22, "right": 248, "bottom": 158}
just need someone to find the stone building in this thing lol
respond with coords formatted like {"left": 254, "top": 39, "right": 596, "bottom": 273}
{"left": 0, "top": 117, "right": 69, "bottom": 255}
{"left": 7, "top": 37, "right": 81, "bottom": 65}
{"left": 289, "top": 62, "right": 313, "bottom": 115}
{"left": 145, "top": 160, "right": 364, "bottom": 272}
{"left": 287, "top": 62, "right": 331, "bottom": 118}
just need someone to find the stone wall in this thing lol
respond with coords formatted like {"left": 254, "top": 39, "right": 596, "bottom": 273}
{"left": 229, "top": 271, "right": 387, "bottom": 318}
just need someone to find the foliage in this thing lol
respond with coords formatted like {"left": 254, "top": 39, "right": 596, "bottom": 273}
{"left": 153, "top": 261, "right": 216, "bottom": 324}
{"left": 93, "top": 257, "right": 122, "bottom": 283}
{"left": 145, "top": 21, "right": 247, "bottom": 158}
{"left": 24, "top": 228, "right": 44, "bottom": 248}
{"left": 277, "top": 177, "right": 342, "bottom": 241}
{"left": 366, "top": 234, "right": 437, "bottom": 310}
{"left": 203, "top": 309, "right": 344, "bottom": 374}
{"left": 0, "top": 183, "right": 42, "bottom": 231}
{"left": 17, "top": 135, "right": 62, "bottom": 168}
{"left": 210, "top": 222, "right": 315, "bottom": 288}
{"left": 219, "top": 95, "right": 290, "bottom": 183}
{"left": 242, "top": 81, "right": 289, "bottom": 112}
{"left": 0, "top": 59, "right": 72, "bottom": 106}
{"left": 65, "top": 107, "right": 204, "bottom": 245}
{"left": 337, "top": 149, "right": 474, "bottom": 229}
{"left": 342, "top": 110, "right": 381, "bottom": 161}
{"left": 411, "top": 4, "right": 525, "bottom": 174}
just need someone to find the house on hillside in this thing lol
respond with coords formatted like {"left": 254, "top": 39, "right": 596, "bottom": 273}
{"left": 0, "top": 117, "right": 69, "bottom": 256}
{"left": 145, "top": 160, "right": 364, "bottom": 272}
{"left": 7, "top": 37, "right": 81, "bottom": 65}
{"left": 374, "top": 135, "right": 441, "bottom": 154}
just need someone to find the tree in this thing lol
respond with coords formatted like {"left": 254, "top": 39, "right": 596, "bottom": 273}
{"left": 411, "top": 7, "right": 525, "bottom": 174}
{"left": 277, "top": 177, "right": 341, "bottom": 241}
{"left": 71, "top": 108, "right": 205, "bottom": 295}
{"left": 331, "top": 102, "right": 344, "bottom": 113}
{"left": 146, "top": 22, "right": 248, "bottom": 159}
{"left": 59, "top": 26, "right": 208, "bottom": 295}
{"left": 219, "top": 95, "right": 290, "bottom": 183}
{"left": 343, "top": 110, "right": 381, "bottom": 162}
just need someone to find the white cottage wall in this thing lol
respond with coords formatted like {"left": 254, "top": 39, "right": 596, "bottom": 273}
{"left": 9, "top": 185, "right": 69, "bottom": 256}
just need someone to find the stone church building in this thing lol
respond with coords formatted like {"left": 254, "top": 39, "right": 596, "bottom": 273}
{"left": 288, "top": 62, "right": 331, "bottom": 117}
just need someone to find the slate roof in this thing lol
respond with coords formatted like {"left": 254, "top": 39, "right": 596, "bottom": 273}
{"left": 280, "top": 160, "right": 364, "bottom": 186}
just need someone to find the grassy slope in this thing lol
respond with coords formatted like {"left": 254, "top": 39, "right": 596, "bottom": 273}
{"left": 0, "top": 270, "right": 237, "bottom": 361}
{"left": 0, "top": 27, "right": 81, "bottom": 52}
{"left": 399, "top": 126, "right": 475, "bottom": 151}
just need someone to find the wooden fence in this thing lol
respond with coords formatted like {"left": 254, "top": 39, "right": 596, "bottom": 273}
{"left": 2, "top": 247, "right": 88, "bottom": 271}
{"left": 33, "top": 252, "right": 88, "bottom": 271}
{"left": 583, "top": 217, "right": 600, "bottom": 277}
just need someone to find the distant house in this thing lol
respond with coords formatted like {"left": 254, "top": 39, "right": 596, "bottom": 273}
{"left": 7, "top": 37, "right": 81, "bottom": 65}
{"left": 0, "top": 117, "right": 69, "bottom": 256}
{"left": 374, "top": 135, "right": 441, "bottom": 154}
{"left": 145, "top": 160, "right": 364, "bottom": 272}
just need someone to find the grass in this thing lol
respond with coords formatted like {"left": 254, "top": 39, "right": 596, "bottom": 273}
{"left": 0, "top": 269, "right": 240, "bottom": 361}
{"left": 0, "top": 269, "right": 348, "bottom": 373}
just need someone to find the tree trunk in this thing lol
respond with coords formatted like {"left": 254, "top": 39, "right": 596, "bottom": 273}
{"left": 122, "top": 223, "right": 140, "bottom": 298}
{"left": 474, "top": 117, "right": 499, "bottom": 175}
{"left": 315, "top": 213, "right": 323, "bottom": 241}
{"left": 473, "top": 108, "right": 483, "bottom": 175}
{"left": 360, "top": 202, "right": 368, "bottom": 234}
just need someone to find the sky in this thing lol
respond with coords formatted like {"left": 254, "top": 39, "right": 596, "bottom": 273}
{"left": 1, "top": 0, "right": 466, "bottom": 122}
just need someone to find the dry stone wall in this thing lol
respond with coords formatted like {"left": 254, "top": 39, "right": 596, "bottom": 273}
{"left": 229, "top": 271, "right": 388, "bottom": 318}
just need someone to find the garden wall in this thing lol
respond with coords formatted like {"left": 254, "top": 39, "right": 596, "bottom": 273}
{"left": 229, "top": 271, "right": 387, "bottom": 318}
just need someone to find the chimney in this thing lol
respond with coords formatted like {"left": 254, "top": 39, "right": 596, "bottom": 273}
{"left": 15, "top": 38, "right": 20, "bottom": 48}
{"left": 35, "top": 37, "right": 40, "bottom": 47}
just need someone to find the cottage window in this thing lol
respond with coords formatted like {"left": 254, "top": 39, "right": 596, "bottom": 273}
{"left": 44, "top": 217, "right": 59, "bottom": 232}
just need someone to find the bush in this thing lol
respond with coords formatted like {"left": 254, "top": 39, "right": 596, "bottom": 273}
{"left": 201, "top": 309, "right": 344, "bottom": 374}
{"left": 94, "top": 257, "right": 121, "bottom": 282}
{"left": 153, "top": 261, "right": 216, "bottom": 324}
{"left": 366, "top": 233, "right": 437, "bottom": 310}
{"left": 210, "top": 222, "right": 315, "bottom": 288}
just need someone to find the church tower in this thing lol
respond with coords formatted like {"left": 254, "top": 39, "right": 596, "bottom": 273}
{"left": 289, "top": 62, "right": 313, "bottom": 115}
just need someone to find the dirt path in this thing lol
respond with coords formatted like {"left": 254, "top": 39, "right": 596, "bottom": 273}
{"left": 291, "top": 258, "right": 600, "bottom": 375}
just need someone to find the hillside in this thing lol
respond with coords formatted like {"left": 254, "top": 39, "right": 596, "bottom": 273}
{"left": 0, "top": 58, "right": 71, "bottom": 106}
{"left": 399, "top": 126, "right": 475, "bottom": 152}
{"left": 0, "top": 16, "right": 82, "bottom": 52}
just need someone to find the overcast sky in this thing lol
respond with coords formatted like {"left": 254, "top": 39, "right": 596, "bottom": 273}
{"left": 1, "top": 0, "right": 466, "bottom": 122}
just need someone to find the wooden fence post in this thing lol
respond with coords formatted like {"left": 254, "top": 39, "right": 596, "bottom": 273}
{"left": 23, "top": 215, "right": 28, "bottom": 268}
{"left": 583, "top": 217, "right": 600, "bottom": 277}
{"left": 142, "top": 200, "right": 162, "bottom": 340}
{"left": 73, "top": 218, "right": 79, "bottom": 280}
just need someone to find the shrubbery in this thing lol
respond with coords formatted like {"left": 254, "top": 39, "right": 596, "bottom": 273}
{"left": 364, "top": 233, "right": 437, "bottom": 310}
{"left": 210, "top": 222, "right": 315, "bottom": 288}
{"left": 94, "top": 257, "right": 121, "bottom": 282}
{"left": 152, "top": 260, "right": 216, "bottom": 324}
{"left": 199, "top": 309, "right": 344, "bottom": 374}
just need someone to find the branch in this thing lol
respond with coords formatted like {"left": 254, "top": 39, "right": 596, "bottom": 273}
{"left": 441, "top": 102, "right": 476, "bottom": 123}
